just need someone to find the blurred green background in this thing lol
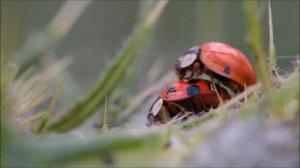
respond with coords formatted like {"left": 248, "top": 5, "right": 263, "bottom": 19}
{"left": 2, "top": 0, "right": 299, "bottom": 90}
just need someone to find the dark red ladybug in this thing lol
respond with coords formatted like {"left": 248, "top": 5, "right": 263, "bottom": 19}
{"left": 147, "top": 79, "right": 230, "bottom": 126}
{"left": 175, "top": 42, "right": 256, "bottom": 94}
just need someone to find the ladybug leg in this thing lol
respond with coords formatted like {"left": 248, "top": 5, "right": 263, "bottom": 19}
{"left": 230, "top": 81, "right": 241, "bottom": 93}
{"left": 169, "top": 102, "right": 193, "bottom": 117}
{"left": 197, "top": 110, "right": 207, "bottom": 117}
{"left": 193, "top": 62, "right": 201, "bottom": 76}
{"left": 200, "top": 97, "right": 210, "bottom": 112}
{"left": 161, "top": 106, "right": 171, "bottom": 123}
{"left": 192, "top": 96, "right": 208, "bottom": 114}
{"left": 182, "top": 69, "right": 194, "bottom": 81}
{"left": 184, "top": 62, "right": 201, "bottom": 80}
{"left": 175, "top": 68, "right": 184, "bottom": 80}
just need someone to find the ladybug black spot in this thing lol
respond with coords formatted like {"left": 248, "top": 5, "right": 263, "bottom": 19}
{"left": 186, "top": 86, "right": 200, "bottom": 96}
{"left": 223, "top": 66, "right": 231, "bottom": 75}
{"left": 167, "top": 87, "right": 176, "bottom": 93}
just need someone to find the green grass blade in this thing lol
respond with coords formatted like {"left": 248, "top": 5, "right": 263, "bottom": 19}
{"left": 115, "top": 71, "right": 175, "bottom": 125}
{"left": 39, "top": 132, "right": 170, "bottom": 165}
{"left": 268, "top": 0, "right": 277, "bottom": 75}
{"left": 244, "top": 0, "right": 287, "bottom": 118}
{"left": 2, "top": 113, "right": 170, "bottom": 167}
{"left": 102, "top": 96, "right": 108, "bottom": 133}
{"left": 36, "top": 78, "right": 65, "bottom": 134}
{"left": 46, "top": 1, "right": 169, "bottom": 132}
{"left": 244, "top": 0, "right": 272, "bottom": 95}
{"left": 15, "top": 0, "right": 92, "bottom": 78}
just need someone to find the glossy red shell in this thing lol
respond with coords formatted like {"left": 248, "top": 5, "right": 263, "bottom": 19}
{"left": 160, "top": 80, "right": 230, "bottom": 102}
{"left": 200, "top": 42, "right": 256, "bottom": 88}
{"left": 147, "top": 80, "right": 232, "bottom": 125}
{"left": 160, "top": 81, "right": 190, "bottom": 101}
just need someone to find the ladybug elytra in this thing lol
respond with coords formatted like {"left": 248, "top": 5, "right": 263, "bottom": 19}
{"left": 175, "top": 42, "right": 256, "bottom": 94}
{"left": 147, "top": 80, "right": 230, "bottom": 126}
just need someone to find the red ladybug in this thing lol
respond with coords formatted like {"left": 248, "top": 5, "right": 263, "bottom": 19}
{"left": 147, "top": 79, "right": 230, "bottom": 126}
{"left": 175, "top": 42, "right": 256, "bottom": 94}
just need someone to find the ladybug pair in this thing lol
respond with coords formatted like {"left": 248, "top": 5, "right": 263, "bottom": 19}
{"left": 147, "top": 42, "right": 256, "bottom": 126}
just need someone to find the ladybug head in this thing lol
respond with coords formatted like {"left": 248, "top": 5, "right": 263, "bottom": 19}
{"left": 175, "top": 46, "right": 202, "bottom": 81}
{"left": 147, "top": 98, "right": 164, "bottom": 126}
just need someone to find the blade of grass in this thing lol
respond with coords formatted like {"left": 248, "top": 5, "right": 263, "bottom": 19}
{"left": 2, "top": 115, "right": 170, "bottom": 167}
{"left": 16, "top": 0, "right": 92, "bottom": 78}
{"left": 1, "top": 4, "right": 19, "bottom": 113}
{"left": 95, "top": 59, "right": 170, "bottom": 127}
{"left": 245, "top": 1, "right": 286, "bottom": 119}
{"left": 179, "top": 70, "right": 299, "bottom": 131}
{"left": 244, "top": 0, "right": 286, "bottom": 118}
{"left": 103, "top": 58, "right": 167, "bottom": 125}
{"left": 36, "top": 78, "right": 65, "bottom": 134}
{"left": 46, "top": 1, "right": 169, "bottom": 132}
{"left": 244, "top": 0, "right": 272, "bottom": 95}
{"left": 0, "top": 64, "right": 18, "bottom": 116}
{"left": 13, "top": 58, "right": 71, "bottom": 117}
{"left": 179, "top": 83, "right": 261, "bottom": 130}
{"left": 268, "top": 0, "right": 276, "bottom": 72}
{"left": 115, "top": 71, "right": 175, "bottom": 125}
{"left": 38, "top": 132, "right": 170, "bottom": 165}
{"left": 102, "top": 96, "right": 108, "bottom": 133}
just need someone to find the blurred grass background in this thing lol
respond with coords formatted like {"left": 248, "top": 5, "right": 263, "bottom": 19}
{"left": 4, "top": 1, "right": 299, "bottom": 87}
{"left": 1, "top": 0, "right": 299, "bottom": 167}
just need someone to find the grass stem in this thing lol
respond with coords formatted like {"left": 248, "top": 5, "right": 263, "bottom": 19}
{"left": 102, "top": 96, "right": 108, "bottom": 133}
